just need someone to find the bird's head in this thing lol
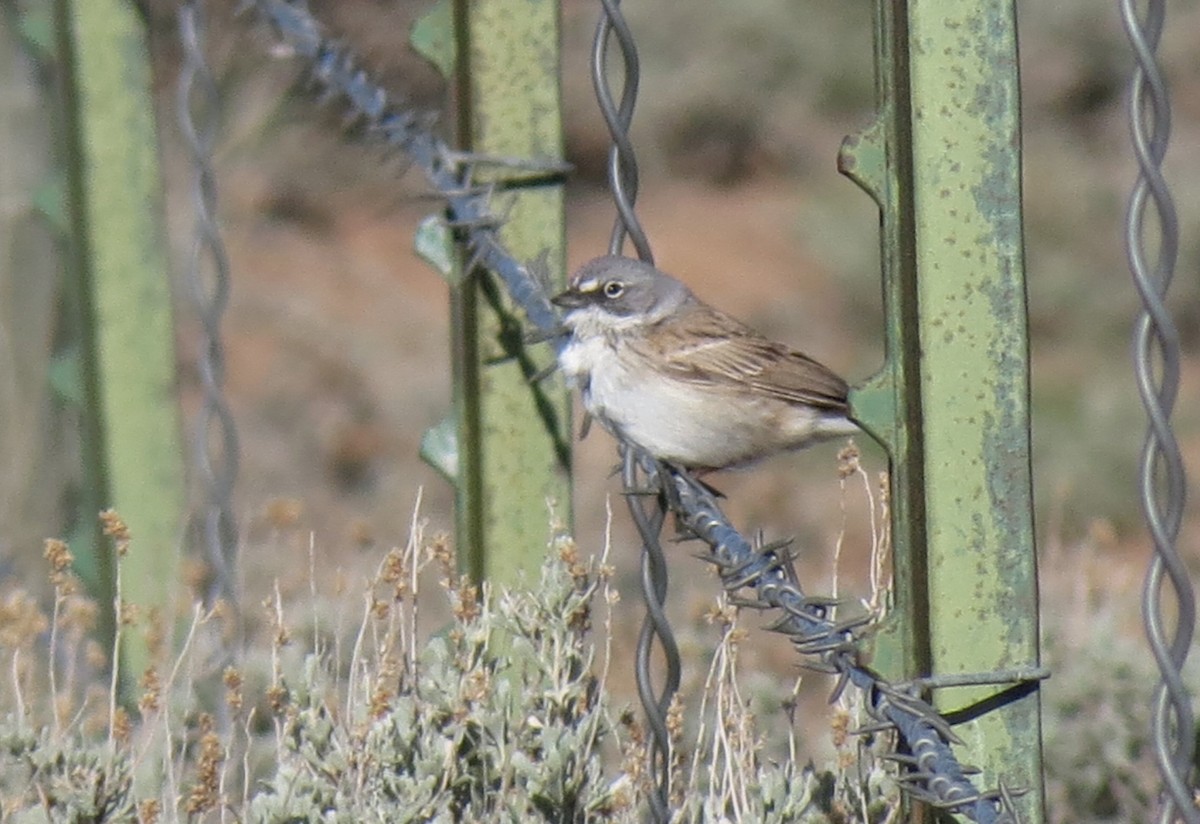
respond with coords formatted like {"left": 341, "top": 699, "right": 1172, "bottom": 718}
{"left": 551, "top": 256, "right": 692, "bottom": 332}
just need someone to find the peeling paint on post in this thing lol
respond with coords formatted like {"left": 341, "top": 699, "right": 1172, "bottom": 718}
{"left": 843, "top": 0, "right": 1044, "bottom": 818}
{"left": 909, "top": 4, "right": 1044, "bottom": 815}
{"left": 450, "top": 0, "right": 570, "bottom": 584}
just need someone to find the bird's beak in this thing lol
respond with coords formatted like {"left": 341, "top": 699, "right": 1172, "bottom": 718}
{"left": 550, "top": 289, "right": 587, "bottom": 310}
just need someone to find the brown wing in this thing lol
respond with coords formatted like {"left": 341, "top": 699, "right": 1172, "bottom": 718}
{"left": 643, "top": 304, "right": 849, "bottom": 411}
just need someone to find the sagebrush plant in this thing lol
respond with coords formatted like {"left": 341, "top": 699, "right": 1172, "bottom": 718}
{"left": 1, "top": 485, "right": 905, "bottom": 822}
{"left": 246, "top": 512, "right": 630, "bottom": 821}
{"left": 2, "top": 485, "right": 1170, "bottom": 822}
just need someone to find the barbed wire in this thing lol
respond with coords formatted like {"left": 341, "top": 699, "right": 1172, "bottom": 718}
{"left": 665, "top": 458, "right": 1040, "bottom": 822}
{"left": 245, "top": 1, "right": 1035, "bottom": 820}
{"left": 243, "top": 1, "right": 561, "bottom": 337}
{"left": 1119, "top": 0, "right": 1198, "bottom": 820}
{"left": 178, "top": 0, "right": 240, "bottom": 610}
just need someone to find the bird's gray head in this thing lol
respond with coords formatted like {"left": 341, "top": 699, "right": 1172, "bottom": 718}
{"left": 551, "top": 256, "right": 692, "bottom": 327}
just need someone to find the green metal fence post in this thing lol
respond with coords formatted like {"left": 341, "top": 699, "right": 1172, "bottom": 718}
{"left": 842, "top": 0, "right": 1045, "bottom": 818}
{"left": 56, "top": 0, "right": 187, "bottom": 683}
{"left": 447, "top": 0, "right": 571, "bottom": 584}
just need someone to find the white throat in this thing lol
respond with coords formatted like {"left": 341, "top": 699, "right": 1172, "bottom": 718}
{"left": 562, "top": 304, "right": 650, "bottom": 339}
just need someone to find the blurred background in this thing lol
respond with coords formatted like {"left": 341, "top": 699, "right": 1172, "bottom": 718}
{"left": 3, "top": 0, "right": 1199, "bottom": 812}
{"left": 126, "top": 0, "right": 1199, "bottom": 610}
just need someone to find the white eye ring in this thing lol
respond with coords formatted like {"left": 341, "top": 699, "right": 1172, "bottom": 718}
{"left": 603, "top": 281, "right": 624, "bottom": 298}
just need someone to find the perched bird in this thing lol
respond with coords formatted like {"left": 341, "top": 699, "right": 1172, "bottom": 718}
{"left": 551, "top": 255, "right": 857, "bottom": 471}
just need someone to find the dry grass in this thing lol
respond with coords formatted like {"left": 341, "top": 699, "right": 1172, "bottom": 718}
{"left": 0, "top": 451, "right": 1177, "bottom": 822}
{"left": 0, "top": 486, "right": 906, "bottom": 822}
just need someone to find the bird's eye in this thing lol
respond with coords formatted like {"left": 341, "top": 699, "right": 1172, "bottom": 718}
{"left": 603, "top": 281, "right": 625, "bottom": 298}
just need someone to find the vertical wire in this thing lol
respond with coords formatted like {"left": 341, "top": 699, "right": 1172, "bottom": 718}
{"left": 1118, "top": 0, "right": 1198, "bottom": 820}
{"left": 591, "top": 0, "right": 652, "bottom": 264}
{"left": 622, "top": 451, "right": 680, "bottom": 823}
{"left": 591, "top": 0, "right": 677, "bottom": 819}
{"left": 178, "top": 0, "right": 240, "bottom": 612}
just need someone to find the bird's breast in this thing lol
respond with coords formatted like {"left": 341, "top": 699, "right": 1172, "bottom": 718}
{"left": 558, "top": 332, "right": 852, "bottom": 468}
{"left": 558, "top": 335, "right": 611, "bottom": 385}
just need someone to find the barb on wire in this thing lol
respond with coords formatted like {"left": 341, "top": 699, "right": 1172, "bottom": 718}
{"left": 245, "top": 2, "right": 1034, "bottom": 821}
{"left": 251, "top": 0, "right": 562, "bottom": 340}
{"left": 179, "top": 0, "right": 240, "bottom": 609}
{"left": 663, "top": 457, "right": 1024, "bottom": 824}
{"left": 1119, "top": 0, "right": 1198, "bottom": 821}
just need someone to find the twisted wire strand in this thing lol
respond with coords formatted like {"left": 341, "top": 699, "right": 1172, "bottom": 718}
{"left": 591, "top": 0, "right": 652, "bottom": 263}
{"left": 1119, "top": 1, "right": 1198, "bottom": 820}
{"left": 178, "top": 0, "right": 240, "bottom": 608}
{"left": 592, "top": 2, "right": 678, "bottom": 817}
{"left": 622, "top": 452, "right": 679, "bottom": 822}
{"left": 247, "top": 3, "right": 1028, "bottom": 820}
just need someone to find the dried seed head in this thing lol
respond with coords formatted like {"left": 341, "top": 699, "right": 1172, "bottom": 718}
{"left": 99, "top": 509, "right": 131, "bottom": 556}
{"left": 369, "top": 683, "right": 394, "bottom": 719}
{"left": 112, "top": 706, "right": 132, "bottom": 745}
{"left": 665, "top": 693, "right": 686, "bottom": 741}
{"left": 430, "top": 533, "right": 454, "bottom": 575}
{"left": 462, "top": 668, "right": 490, "bottom": 704}
{"left": 836, "top": 442, "right": 861, "bottom": 479}
{"left": 223, "top": 666, "right": 244, "bottom": 712}
{"left": 144, "top": 606, "right": 165, "bottom": 662}
{"left": 267, "top": 684, "right": 289, "bottom": 714}
{"left": 139, "top": 668, "right": 162, "bottom": 716}
{"left": 370, "top": 597, "right": 389, "bottom": 621}
{"left": 452, "top": 579, "right": 479, "bottom": 622}
{"left": 43, "top": 538, "right": 73, "bottom": 573}
{"left": 185, "top": 713, "right": 224, "bottom": 815}
{"left": 138, "top": 798, "right": 161, "bottom": 824}
{"left": 830, "top": 706, "right": 851, "bottom": 749}
{"left": 380, "top": 546, "right": 406, "bottom": 586}
{"left": 44, "top": 539, "right": 74, "bottom": 588}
